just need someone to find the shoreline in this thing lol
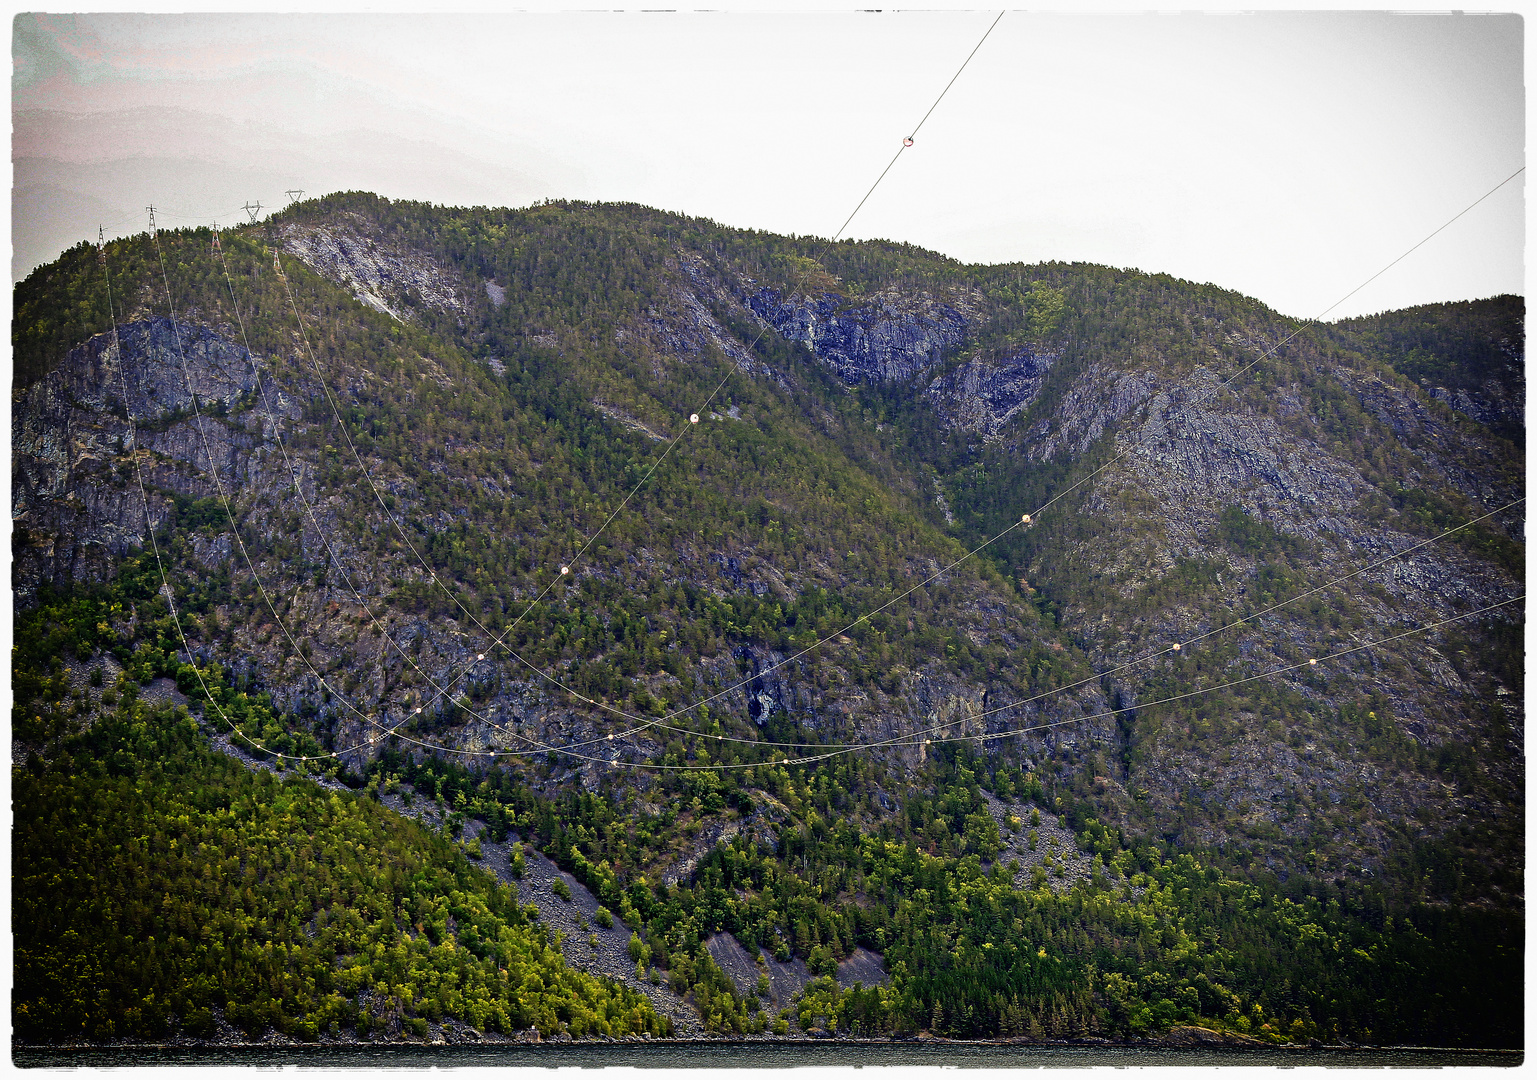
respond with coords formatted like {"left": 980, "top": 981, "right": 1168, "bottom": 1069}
{"left": 13, "top": 1034, "right": 1521, "bottom": 1054}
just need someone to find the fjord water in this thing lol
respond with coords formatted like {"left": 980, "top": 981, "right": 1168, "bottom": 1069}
{"left": 15, "top": 1043, "right": 1522, "bottom": 1069}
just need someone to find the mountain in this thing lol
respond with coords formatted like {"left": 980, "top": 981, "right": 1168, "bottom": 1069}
{"left": 11, "top": 192, "right": 1523, "bottom": 1047}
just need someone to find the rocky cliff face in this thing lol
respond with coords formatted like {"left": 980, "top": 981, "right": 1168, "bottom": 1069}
{"left": 926, "top": 345, "right": 1058, "bottom": 441}
{"left": 967, "top": 330, "right": 1524, "bottom": 885}
{"left": 650, "top": 252, "right": 784, "bottom": 384}
{"left": 13, "top": 318, "right": 273, "bottom": 599}
{"left": 1427, "top": 379, "right": 1523, "bottom": 431}
{"left": 745, "top": 287, "right": 974, "bottom": 385}
{"left": 279, "top": 214, "right": 467, "bottom": 323}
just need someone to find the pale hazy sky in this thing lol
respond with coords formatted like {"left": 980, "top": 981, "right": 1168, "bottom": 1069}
{"left": 12, "top": 7, "right": 1525, "bottom": 319}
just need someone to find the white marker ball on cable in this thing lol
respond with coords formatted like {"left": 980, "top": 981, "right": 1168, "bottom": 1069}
{"left": 477, "top": 654, "right": 484, "bottom": 661}
{"left": 560, "top": 566, "right": 570, "bottom": 575}
{"left": 690, "top": 413, "right": 700, "bottom": 424}
{"left": 903, "top": 137, "right": 915, "bottom": 147}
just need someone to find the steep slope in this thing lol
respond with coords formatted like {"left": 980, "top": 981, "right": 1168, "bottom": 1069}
{"left": 1328, "top": 296, "right": 1524, "bottom": 440}
{"left": 13, "top": 700, "right": 667, "bottom": 1044}
{"left": 907, "top": 270, "right": 1525, "bottom": 895}
{"left": 12, "top": 193, "right": 1523, "bottom": 1045}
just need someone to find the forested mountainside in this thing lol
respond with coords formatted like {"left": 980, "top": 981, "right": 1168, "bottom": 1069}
{"left": 13, "top": 192, "right": 1523, "bottom": 1047}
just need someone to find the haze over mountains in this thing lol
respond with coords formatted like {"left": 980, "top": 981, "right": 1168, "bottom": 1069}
{"left": 11, "top": 193, "right": 1523, "bottom": 1048}
{"left": 13, "top": 12, "right": 1523, "bottom": 317}
{"left": 11, "top": 103, "right": 579, "bottom": 282}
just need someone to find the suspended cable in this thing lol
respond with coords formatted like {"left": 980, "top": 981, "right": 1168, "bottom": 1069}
{"left": 832, "top": 11, "right": 1005, "bottom": 242}
{"left": 96, "top": 227, "right": 1529, "bottom": 776}
{"left": 228, "top": 10, "right": 1017, "bottom": 758}
{"left": 102, "top": 38, "right": 1520, "bottom": 773}
{"left": 603, "top": 162, "right": 1534, "bottom": 750}
{"left": 765, "top": 594, "right": 1527, "bottom": 768}
{"left": 562, "top": 494, "right": 1528, "bottom": 754}
{"left": 487, "top": 593, "right": 1526, "bottom": 772}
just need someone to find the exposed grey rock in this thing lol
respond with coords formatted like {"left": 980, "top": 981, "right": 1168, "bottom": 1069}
{"left": 1427, "top": 383, "right": 1520, "bottom": 429}
{"left": 927, "top": 346, "right": 1059, "bottom": 441}
{"left": 12, "top": 318, "right": 269, "bottom": 601}
{"left": 657, "top": 252, "right": 784, "bottom": 383}
{"left": 746, "top": 287, "right": 974, "bottom": 385}
{"left": 834, "top": 947, "right": 889, "bottom": 991}
{"left": 700, "top": 932, "right": 886, "bottom": 1012}
{"left": 982, "top": 793, "right": 1101, "bottom": 894}
{"left": 280, "top": 215, "right": 465, "bottom": 323}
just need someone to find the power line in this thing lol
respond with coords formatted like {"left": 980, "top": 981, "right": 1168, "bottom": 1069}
{"left": 223, "top": 10, "right": 1017, "bottom": 759}
{"left": 833, "top": 10, "right": 1005, "bottom": 243}
{"left": 98, "top": 226, "right": 1527, "bottom": 776}
{"left": 811, "top": 594, "right": 1529, "bottom": 768}
{"left": 89, "top": 214, "right": 648, "bottom": 768}
{"left": 97, "top": 43, "right": 1520, "bottom": 773}
{"left": 104, "top": 219, "right": 594, "bottom": 768}
{"left": 226, "top": 156, "right": 1527, "bottom": 768}
{"left": 551, "top": 495, "right": 1529, "bottom": 754}
{"left": 516, "top": 595, "right": 1530, "bottom": 772}
{"left": 150, "top": 231, "right": 643, "bottom": 767}
{"left": 200, "top": 206, "right": 1524, "bottom": 773}
{"left": 140, "top": 221, "right": 403, "bottom": 762}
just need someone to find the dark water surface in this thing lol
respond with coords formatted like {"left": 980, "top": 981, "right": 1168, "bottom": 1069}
{"left": 14, "top": 1042, "right": 1522, "bottom": 1069}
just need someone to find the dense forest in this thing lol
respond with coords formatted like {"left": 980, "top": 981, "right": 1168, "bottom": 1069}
{"left": 13, "top": 573, "right": 1521, "bottom": 1045}
{"left": 12, "top": 193, "right": 1523, "bottom": 1047}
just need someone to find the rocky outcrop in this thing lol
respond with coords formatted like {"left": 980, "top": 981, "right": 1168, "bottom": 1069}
{"left": 981, "top": 792, "right": 1105, "bottom": 893}
{"left": 1015, "top": 364, "right": 1160, "bottom": 463}
{"left": 746, "top": 287, "right": 973, "bottom": 385}
{"left": 279, "top": 215, "right": 466, "bottom": 323}
{"left": 651, "top": 253, "right": 788, "bottom": 384}
{"left": 1110, "top": 371, "right": 1369, "bottom": 546}
{"left": 703, "top": 933, "right": 888, "bottom": 1013}
{"left": 1426, "top": 382, "right": 1523, "bottom": 432}
{"left": 11, "top": 318, "right": 275, "bottom": 600}
{"left": 1163, "top": 1025, "right": 1265, "bottom": 1048}
{"left": 927, "top": 346, "right": 1058, "bottom": 441}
